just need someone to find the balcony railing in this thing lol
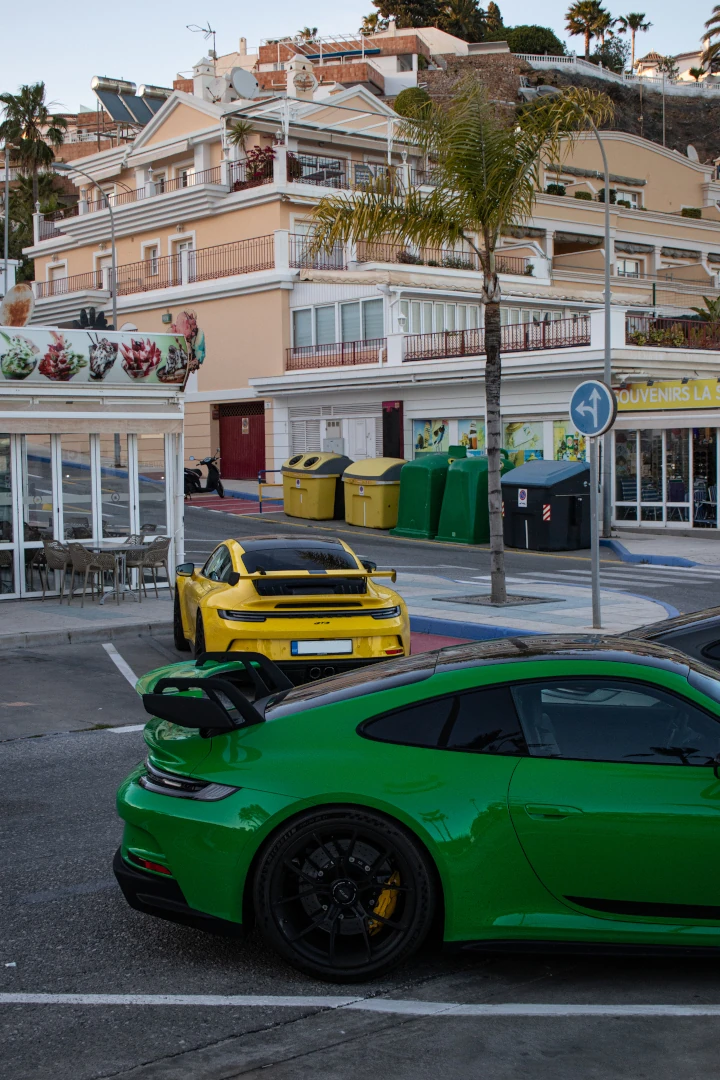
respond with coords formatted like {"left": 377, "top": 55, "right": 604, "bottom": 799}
{"left": 115, "top": 253, "right": 180, "bottom": 296}
{"left": 355, "top": 240, "right": 530, "bottom": 276}
{"left": 163, "top": 166, "right": 223, "bottom": 194}
{"left": 405, "top": 317, "right": 590, "bottom": 362}
{"left": 113, "top": 236, "right": 276, "bottom": 295}
{"left": 626, "top": 315, "right": 720, "bottom": 350}
{"left": 288, "top": 154, "right": 404, "bottom": 192}
{"left": 286, "top": 338, "right": 386, "bottom": 370}
{"left": 35, "top": 270, "right": 104, "bottom": 298}
{"left": 38, "top": 204, "right": 79, "bottom": 240}
{"left": 230, "top": 159, "right": 273, "bottom": 191}
{"left": 289, "top": 233, "right": 346, "bottom": 270}
{"left": 192, "top": 235, "right": 275, "bottom": 280}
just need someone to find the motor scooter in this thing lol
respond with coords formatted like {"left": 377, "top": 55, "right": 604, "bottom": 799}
{"left": 184, "top": 451, "right": 225, "bottom": 498}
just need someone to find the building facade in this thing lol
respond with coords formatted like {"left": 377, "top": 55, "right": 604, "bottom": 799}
{"left": 0, "top": 324, "right": 185, "bottom": 599}
{"left": 24, "top": 70, "right": 720, "bottom": 533}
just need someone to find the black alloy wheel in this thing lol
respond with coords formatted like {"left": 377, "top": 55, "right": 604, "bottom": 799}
{"left": 254, "top": 808, "right": 436, "bottom": 981}
{"left": 194, "top": 612, "right": 206, "bottom": 659}
{"left": 173, "top": 592, "right": 190, "bottom": 652}
{"left": 216, "top": 480, "right": 225, "bottom": 498}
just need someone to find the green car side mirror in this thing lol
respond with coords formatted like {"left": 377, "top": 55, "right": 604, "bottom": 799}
{"left": 176, "top": 562, "right": 195, "bottom": 576}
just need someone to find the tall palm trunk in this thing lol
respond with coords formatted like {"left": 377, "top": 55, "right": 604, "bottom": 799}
{"left": 630, "top": 28, "right": 636, "bottom": 69}
{"left": 31, "top": 167, "right": 38, "bottom": 208}
{"left": 484, "top": 295, "right": 506, "bottom": 604}
{"left": 585, "top": 30, "right": 591, "bottom": 59}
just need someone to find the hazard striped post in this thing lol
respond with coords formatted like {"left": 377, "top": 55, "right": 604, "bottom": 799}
{"left": 542, "top": 504, "right": 551, "bottom": 522}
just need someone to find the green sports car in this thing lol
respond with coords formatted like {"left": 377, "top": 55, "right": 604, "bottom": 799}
{"left": 115, "top": 637, "right": 720, "bottom": 981}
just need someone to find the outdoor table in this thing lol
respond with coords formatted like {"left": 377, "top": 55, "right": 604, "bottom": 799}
{"left": 84, "top": 542, "right": 151, "bottom": 604}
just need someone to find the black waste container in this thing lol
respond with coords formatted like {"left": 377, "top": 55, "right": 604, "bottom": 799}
{"left": 501, "top": 460, "right": 590, "bottom": 551}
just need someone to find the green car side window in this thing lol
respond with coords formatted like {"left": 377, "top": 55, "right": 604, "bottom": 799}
{"left": 512, "top": 678, "right": 720, "bottom": 766}
{"left": 361, "top": 686, "right": 528, "bottom": 755}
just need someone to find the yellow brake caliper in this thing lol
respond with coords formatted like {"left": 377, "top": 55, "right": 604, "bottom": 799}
{"left": 368, "top": 870, "right": 401, "bottom": 935}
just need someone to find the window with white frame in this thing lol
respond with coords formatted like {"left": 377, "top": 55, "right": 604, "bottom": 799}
{"left": 145, "top": 245, "right": 160, "bottom": 275}
{"left": 500, "top": 307, "right": 563, "bottom": 325}
{"left": 617, "top": 258, "right": 642, "bottom": 278}
{"left": 292, "top": 300, "right": 384, "bottom": 347}
{"left": 400, "top": 299, "right": 480, "bottom": 333}
{"left": 615, "top": 189, "right": 640, "bottom": 208}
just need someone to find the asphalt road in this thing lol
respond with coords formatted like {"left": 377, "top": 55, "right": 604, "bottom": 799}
{"left": 3, "top": 637, "right": 720, "bottom": 1079}
{"left": 184, "top": 505, "right": 720, "bottom": 616}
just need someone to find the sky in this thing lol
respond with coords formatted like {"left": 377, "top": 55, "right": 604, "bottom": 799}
{"left": 2, "top": 0, "right": 713, "bottom": 113}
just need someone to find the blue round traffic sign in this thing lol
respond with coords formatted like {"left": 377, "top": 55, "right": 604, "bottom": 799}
{"left": 569, "top": 380, "right": 617, "bottom": 437}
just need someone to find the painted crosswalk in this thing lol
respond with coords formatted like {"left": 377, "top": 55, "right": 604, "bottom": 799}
{"left": 450, "top": 566, "right": 720, "bottom": 593}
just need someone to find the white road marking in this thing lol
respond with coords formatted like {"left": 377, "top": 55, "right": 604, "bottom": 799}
{"left": 108, "top": 724, "right": 145, "bottom": 734}
{"left": 2, "top": 993, "right": 720, "bottom": 1016}
{"left": 102, "top": 644, "right": 138, "bottom": 688}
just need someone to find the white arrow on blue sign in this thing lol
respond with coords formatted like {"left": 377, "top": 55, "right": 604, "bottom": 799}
{"left": 569, "top": 380, "right": 617, "bottom": 437}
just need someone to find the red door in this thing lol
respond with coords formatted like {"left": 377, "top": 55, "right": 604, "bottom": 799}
{"left": 219, "top": 403, "right": 266, "bottom": 479}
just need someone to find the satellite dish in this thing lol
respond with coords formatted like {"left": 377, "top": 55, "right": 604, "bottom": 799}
{"left": 119, "top": 322, "right": 138, "bottom": 332}
{"left": 687, "top": 144, "right": 699, "bottom": 162}
{"left": 0, "top": 282, "right": 34, "bottom": 327}
{"left": 230, "top": 68, "right": 260, "bottom": 99}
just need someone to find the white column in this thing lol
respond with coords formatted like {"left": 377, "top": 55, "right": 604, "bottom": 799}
{"left": 127, "top": 434, "right": 140, "bottom": 535}
{"left": 386, "top": 332, "right": 405, "bottom": 366}
{"left": 273, "top": 144, "right": 288, "bottom": 189}
{"left": 180, "top": 249, "right": 190, "bottom": 286}
{"left": 274, "top": 229, "right": 290, "bottom": 271}
{"left": 32, "top": 206, "right": 42, "bottom": 244}
{"left": 194, "top": 142, "right": 211, "bottom": 173}
{"left": 589, "top": 309, "right": 605, "bottom": 352}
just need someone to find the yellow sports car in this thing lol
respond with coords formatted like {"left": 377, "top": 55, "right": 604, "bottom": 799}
{"left": 173, "top": 536, "right": 409, "bottom": 681}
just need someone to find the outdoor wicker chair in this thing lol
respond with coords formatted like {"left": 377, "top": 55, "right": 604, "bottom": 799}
{"left": 41, "top": 539, "right": 72, "bottom": 600}
{"left": 125, "top": 537, "right": 172, "bottom": 600}
{"left": 67, "top": 543, "right": 120, "bottom": 607}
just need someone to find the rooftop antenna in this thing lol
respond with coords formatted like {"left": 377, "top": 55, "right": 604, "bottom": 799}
{"left": 187, "top": 22, "right": 217, "bottom": 76}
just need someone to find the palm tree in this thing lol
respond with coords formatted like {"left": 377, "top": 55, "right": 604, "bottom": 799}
{"left": 704, "top": 5, "right": 720, "bottom": 68}
{"left": 690, "top": 295, "right": 720, "bottom": 324}
{"left": 688, "top": 65, "right": 706, "bottom": 81}
{"left": 593, "top": 9, "right": 616, "bottom": 47}
{"left": 360, "top": 12, "right": 389, "bottom": 33}
{"left": 296, "top": 26, "right": 318, "bottom": 43}
{"left": 565, "top": 0, "right": 605, "bottom": 59}
{"left": 0, "top": 83, "right": 67, "bottom": 206}
{"left": 309, "top": 79, "right": 613, "bottom": 602}
{"left": 227, "top": 118, "right": 253, "bottom": 154}
{"left": 439, "top": 0, "right": 487, "bottom": 42}
{"left": 616, "top": 13, "right": 652, "bottom": 70}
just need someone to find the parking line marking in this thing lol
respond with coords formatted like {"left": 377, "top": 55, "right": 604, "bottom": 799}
{"left": 102, "top": 643, "right": 138, "bottom": 688}
{"left": 108, "top": 724, "right": 145, "bottom": 734}
{"left": 3, "top": 994, "right": 720, "bottom": 1016}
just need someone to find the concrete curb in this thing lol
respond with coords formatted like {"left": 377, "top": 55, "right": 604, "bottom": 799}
{"left": 0, "top": 619, "right": 172, "bottom": 652}
{"left": 600, "top": 537, "right": 697, "bottom": 567}
{"left": 410, "top": 615, "right": 539, "bottom": 640}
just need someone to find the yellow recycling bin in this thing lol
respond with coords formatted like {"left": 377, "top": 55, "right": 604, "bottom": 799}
{"left": 282, "top": 452, "right": 353, "bottom": 520}
{"left": 343, "top": 458, "right": 407, "bottom": 529}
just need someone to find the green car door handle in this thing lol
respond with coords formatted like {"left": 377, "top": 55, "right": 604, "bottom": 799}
{"left": 524, "top": 804, "right": 584, "bottom": 819}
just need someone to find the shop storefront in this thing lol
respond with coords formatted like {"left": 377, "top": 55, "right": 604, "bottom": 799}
{"left": 613, "top": 380, "right": 720, "bottom": 529}
{"left": 0, "top": 324, "right": 186, "bottom": 598}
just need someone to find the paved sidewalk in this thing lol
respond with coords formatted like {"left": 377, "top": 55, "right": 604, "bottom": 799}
{"left": 0, "top": 594, "right": 172, "bottom": 650}
{"left": 394, "top": 571, "right": 672, "bottom": 637}
{"left": 608, "top": 531, "right": 720, "bottom": 567}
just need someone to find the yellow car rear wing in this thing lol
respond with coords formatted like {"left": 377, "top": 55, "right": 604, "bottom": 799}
{"left": 231, "top": 569, "right": 398, "bottom": 583}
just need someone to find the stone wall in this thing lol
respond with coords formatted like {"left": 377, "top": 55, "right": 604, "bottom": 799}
{"left": 422, "top": 53, "right": 532, "bottom": 111}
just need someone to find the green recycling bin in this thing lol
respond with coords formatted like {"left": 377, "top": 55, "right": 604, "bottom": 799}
{"left": 282, "top": 452, "right": 353, "bottom": 520}
{"left": 435, "top": 453, "right": 514, "bottom": 545}
{"left": 390, "top": 454, "right": 450, "bottom": 540}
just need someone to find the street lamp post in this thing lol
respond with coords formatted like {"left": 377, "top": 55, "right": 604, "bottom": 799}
{"left": 54, "top": 161, "right": 117, "bottom": 328}
{"left": 536, "top": 88, "right": 613, "bottom": 536}
{"left": 2, "top": 140, "right": 9, "bottom": 297}
{"left": 590, "top": 120, "right": 613, "bottom": 539}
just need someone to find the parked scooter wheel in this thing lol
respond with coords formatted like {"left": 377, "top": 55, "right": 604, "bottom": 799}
{"left": 217, "top": 480, "right": 225, "bottom": 498}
